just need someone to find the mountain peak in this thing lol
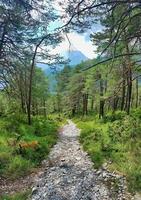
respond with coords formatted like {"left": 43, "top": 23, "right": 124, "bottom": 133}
{"left": 37, "top": 50, "right": 89, "bottom": 75}
{"left": 67, "top": 50, "right": 88, "bottom": 66}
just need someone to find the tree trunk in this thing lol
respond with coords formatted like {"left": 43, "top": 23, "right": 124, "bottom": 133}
{"left": 125, "top": 64, "right": 132, "bottom": 114}
{"left": 20, "top": 90, "right": 26, "bottom": 113}
{"left": 86, "top": 93, "right": 88, "bottom": 115}
{"left": 113, "top": 96, "right": 119, "bottom": 112}
{"left": 91, "top": 98, "right": 94, "bottom": 111}
{"left": 136, "top": 77, "right": 139, "bottom": 108}
{"left": 0, "top": 23, "right": 7, "bottom": 59}
{"left": 83, "top": 93, "right": 88, "bottom": 115}
{"left": 32, "top": 102, "right": 35, "bottom": 116}
{"left": 121, "top": 63, "right": 126, "bottom": 111}
{"left": 125, "top": 42, "right": 132, "bottom": 115}
{"left": 99, "top": 77, "right": 104, "bottom": 118}
{"left": 36, "top": 102, "right": 39, "bottom": 115}
{"left": 105, "top": 79, "right": 107, "bottom": 93}
{"left": 27, "top": 37, "right": 46, "bottom": 125}
{"left": 124, "top": 86, "right": 128, "bottom": 111}
{"left": 72, "top": 105, "right": 76, "bottom": 116}
{"left": 27, "top": 64, "right": 34, "bottom": 125}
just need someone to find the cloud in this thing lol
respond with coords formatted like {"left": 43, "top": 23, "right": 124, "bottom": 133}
{"left": 51, "top": 32, "right": 97, "bottom": 59}
{"left": 35, "top": 0, "right": 98, "bottom": 60}
{"left": 42, "top": 0, "right": 98, "bottom": 59}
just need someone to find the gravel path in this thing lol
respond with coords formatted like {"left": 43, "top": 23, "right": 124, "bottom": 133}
{"left": 31, "top": 120, "right": 134, "bottom": 200}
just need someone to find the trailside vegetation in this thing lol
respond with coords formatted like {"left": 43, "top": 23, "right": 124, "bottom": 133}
{"left": 1, "top": 0, "right": 141, "bottom": 197}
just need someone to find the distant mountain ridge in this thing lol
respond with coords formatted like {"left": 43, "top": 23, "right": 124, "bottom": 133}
{"left": 37, "top": 50, "right": 89, "bottom": 92}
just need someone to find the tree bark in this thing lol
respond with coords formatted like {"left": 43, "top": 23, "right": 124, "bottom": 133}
{"left": 121, "top": 63, "right": 126, "bottom": 111}
{"left": 136, "top": 77, "right": 139, "bottom": 108}
{"left": 27, "top": 37, "right": 46, "bottom": 124}
{"left": 113, "top": 96, "right": 119, "bottom": 112}
{"left": 126, "top": 66, "right": 132, "bottom": 114}
{"left": 72, "top": 105, "right": 76, "bottom": 116}
{"left": 83, "top": 93, "right": 88, "bottom": 115}
{"left": 99, "top": 77, "right": 104, "bottom": 118}
{"left": 0, "top": 23, "right": 7, "bottom": 59}
{"left": 91, "top": 98, "right": 94, "bottom": 111}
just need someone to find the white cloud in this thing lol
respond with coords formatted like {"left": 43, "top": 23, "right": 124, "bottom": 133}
{"left": 39, "top": 1, "right": 97, "bottom": 59}
{"left": 51, "top": 32, "right": 97, "bottom": 59}
{"left": 34, "top": 0, "right": 98, "bottom": 60}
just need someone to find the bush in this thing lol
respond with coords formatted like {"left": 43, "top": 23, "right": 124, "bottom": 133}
{"left": 6, "top": 156, "right": 33, "bottom": 179}
{"left": 0, "top": 114, "right": 59, "bottom": 180}
{"left": 20, "top": 142, "right": 49, "bottom": 164}
{"left": 33, "top": 120, "right": 58, "bottom": 137}
{"left": 76, "top": 120, "right": 106, "bottom": 168}
{"left": 0, "top": 152, "right": 11, "bottom": 176}
{"left": 103, "top": 111, "right": 127, "bottom": 122}
{"left": 131, "top": 107, "right": 141, "bottom": 119}
{"left": 91, "top": 150, "right": 104, "bottom": 168}
{"left": 108, "top": 116, "right": 141, "bottom": 142}
{"left": 127, "top": 165, "right": 141, "bottom": 192}
{"left": 75, "top": 113, "right": 141, "bottom": 192}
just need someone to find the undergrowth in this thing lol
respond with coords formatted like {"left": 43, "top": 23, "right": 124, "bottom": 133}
{"left": 0, "top": 190, "right": 31, "bottom": 200}
{"left": 0, "top": 113, "right": 64, "bottom": 180}
{"left": 74, "top": 109, "right": 141, "bottom": 193}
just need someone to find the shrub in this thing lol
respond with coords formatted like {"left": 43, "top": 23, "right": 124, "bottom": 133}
{"left": 131, "top": 107, "right": 141, "bottom": 119}
{"left": 103, "top": 111, "right": 127, "bottom": 122}
{"left": 76, "top": 113, "right": 141, "bottom": 192}
{"left": 91, "top": 150, "right": 104, "bottom": 168}
{"left": 108, "top": 116, "right": 141, "bottom": 142}
{"left": 127, "top": 165, "right": 141, "bottom": 192}
{"left": 0, "top": 114, "right": 59, "bottom": 180}
{"left": 21, "top": 142, "right": 49, "bottom": 164}
{"left": 6, "top": 156, "right": 33, "bottom": 179}
{"left": 0, "top": 152, "right": 11, "bottom": 176}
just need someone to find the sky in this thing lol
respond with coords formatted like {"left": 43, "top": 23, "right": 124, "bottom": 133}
{"left": 36, "top": 0, "right": 102, "bottom": 66}
{"left": 51, "top": 31, "right": 97, "bottom": 59}
{"left": 48, "top": 0, "right": 102, "bottom": 60}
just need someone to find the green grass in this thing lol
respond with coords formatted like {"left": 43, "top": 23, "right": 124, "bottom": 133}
{"left": 74, "top": 110, "right": 141, "bottom": 192}
{"left": 0, "top": 113, "right": 64, "bottom": 180}
{"left": 0, "top": 190, "right": 31, "bottom": 200}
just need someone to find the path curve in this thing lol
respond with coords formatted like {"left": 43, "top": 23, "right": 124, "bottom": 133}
{"left": 31, "top": 120, "right": 134, "bottom": 200}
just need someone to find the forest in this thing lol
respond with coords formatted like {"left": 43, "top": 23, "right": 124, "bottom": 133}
{"left": 0, "top": 0, "right": 141, "bottom": 199}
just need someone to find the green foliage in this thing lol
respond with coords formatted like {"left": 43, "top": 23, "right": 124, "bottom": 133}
{"left": 76, "top": 119, "right": 107, "bottom": 168}
{"left": 127, "top": 165, "right": 141, "bottom": 192}
{"left": 0, "top": 114, "right": 59, "bottom": 180}
{"left": 103, "top": 111, "right": 127, "bottom": 122}
{"left": 131, "top": 107, "right": 141, "bottom": 119}
{"left": 91, "top": 150, "right": 104, "bottom": 168}
{"left": 75, "top": 112, "right": 141, "bottom": 192}
{"left": 6, "top": 156, "right": 33, "bottom": 179}
{"left": 0, "top": 190, "right": 31, "bottom": 200}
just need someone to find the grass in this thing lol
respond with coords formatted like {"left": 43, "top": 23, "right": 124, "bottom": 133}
{"left": 0, "top": 113, "right": 65, "bottom": 180}
{"left": 0, "top": 190, "right": 31, "bottom": 200}
{"left": 74, "top": 110, "right": 141, "bottom": 193}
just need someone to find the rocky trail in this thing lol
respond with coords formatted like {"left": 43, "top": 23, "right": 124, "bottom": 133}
{"left": 31, "top": 120, "right": 136, "bottom": 200}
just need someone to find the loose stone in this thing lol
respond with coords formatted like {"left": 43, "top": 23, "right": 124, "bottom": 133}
{"left": 31, "top": 120, "right": 135, "bottom": 200}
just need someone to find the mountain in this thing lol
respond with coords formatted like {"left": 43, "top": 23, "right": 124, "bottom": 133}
{"left": 67, "top": 50, "right": 88, "bottom": 66}
{"left": 37, "top": 50, "right": 89, "bottom": 92}
{"left": 37, "top": 50, "right": 89, "bottom": 75}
